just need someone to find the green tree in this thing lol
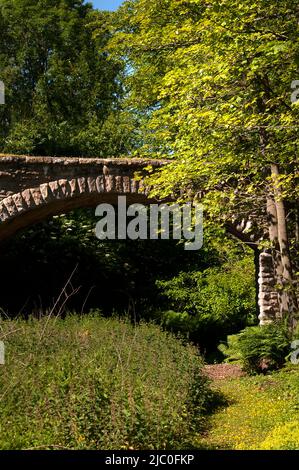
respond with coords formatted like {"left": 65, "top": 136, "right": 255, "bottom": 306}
{"left": 0, "top": 0, "right": 137, "bottom": 156}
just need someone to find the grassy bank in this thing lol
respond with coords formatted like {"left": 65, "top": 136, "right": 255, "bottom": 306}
{"left": 201, "top": 366, "right": 299, "bottom": 450}
{"left": 0, "top": 314, "right": 211, "bottom": 450}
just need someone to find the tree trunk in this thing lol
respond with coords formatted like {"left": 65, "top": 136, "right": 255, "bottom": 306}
{"left": 270, "top": 163, "right": 298, "bottom": 326}
{"left": 257, "top": 79, "right": 297, "bottom": 326}
{"left": 266, "top": 195, "right": 285, "bottom": 317}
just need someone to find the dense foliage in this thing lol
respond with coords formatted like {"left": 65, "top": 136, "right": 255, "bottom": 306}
{"left": 157, "top": 257, "right": 256, "bottom": 353}
{"left": 0, "top": 314, "right": 212, "bottom": 449}
{"left": 219, "top": 323, "right": 293, "bottom": 374}
{"left": 0, "top": 0, "right": 137, "bottom": 156}
{"left": 109, "top": 0, "right": 299, "bottom": 203}
{"left": 0, "top": 208, "right": 212, "bottom": 314}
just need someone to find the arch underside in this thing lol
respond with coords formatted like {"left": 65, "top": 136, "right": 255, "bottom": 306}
{"left": 0, "top": 174, "right": 260, "bottom": 246}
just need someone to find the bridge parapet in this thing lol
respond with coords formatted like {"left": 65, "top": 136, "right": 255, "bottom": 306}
{"left": 0, "top": 154, "right": 165, "bottom": 202}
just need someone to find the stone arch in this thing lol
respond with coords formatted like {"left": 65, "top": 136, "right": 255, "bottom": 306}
{"left": 0, "top": 174, "right": 150, "bottom": 243}
{"left": 0, "top": 174, "right": 261, "bottom": 246}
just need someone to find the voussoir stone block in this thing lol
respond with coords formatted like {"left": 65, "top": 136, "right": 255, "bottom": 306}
{"left": 96, "top": 176, "right": 105, "bottom": 193}
{"left": 0, "top": 203, "right": 10, "bottom": 221}
{"left": 30, "top": 188, "right": 44, "bottom": 206}
{"left": 69, "top": 179, "right": 79, "bottom": 196}
{"left": 49, "top": 181, "right": 63, "bottom": 199}
{"left": 122, "top": 176, "right": 130, "bottom": 193}
{"left": 105, "top": 175, "right": 115, "bottom": 192}
{"left": 2, "top": 197, "right": 17, "bottom": 216}
{"left": 115, "top": 176, "right": 123, "bottom": 193}
{"left": 12, "top": 193, "right": 27, "bottom": 212}
{"left": 40, "top": 183, "right": 54, "bottom": 202}
{"left": 87, "top": 177, "right": 97, "bottom": 193}
{"left": 130, "top": 179, "right": 139, "bottom": 193}
{"left": 22, "top": 189, "right": 35, "bottom": 207}
{"left": 77, "top": 177, "right": 87, "bottom": 193}
{"left": 58, "top": 179, "right": 71, "bottom": 197}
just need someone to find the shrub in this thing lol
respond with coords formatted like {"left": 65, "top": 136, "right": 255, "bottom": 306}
{"left": 260, "top": 421, "right": 299, "bottom": 450}
{"left": 0, "top": 314, "right": 211, "bottom": 450}
{"left": 156, "top": 257, "right": 256, "bottom": 352}
{"left": 218, "top": 323, "right": 291, "bottom": 374}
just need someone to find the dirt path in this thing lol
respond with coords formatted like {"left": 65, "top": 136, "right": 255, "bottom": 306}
{"left": 203, "top": 363, "right": 245, "bottom": 381}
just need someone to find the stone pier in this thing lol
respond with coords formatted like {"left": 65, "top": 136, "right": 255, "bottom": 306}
{"left": 258, "top": 251, "right": 281, "bottom": 325}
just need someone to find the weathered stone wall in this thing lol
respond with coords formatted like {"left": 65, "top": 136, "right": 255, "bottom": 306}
{"left": 258, "top": 251, "right": 281, "bottom": 325}
{"left": 0, "top": 154, "right": 165, "bottom": 201}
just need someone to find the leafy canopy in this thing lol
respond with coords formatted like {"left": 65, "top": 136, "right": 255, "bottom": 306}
{"left": 0, "top": 0, "right": 137, "bottom": 156}
{"left": 108, "top": 0, "right": 299, "bottom": 217}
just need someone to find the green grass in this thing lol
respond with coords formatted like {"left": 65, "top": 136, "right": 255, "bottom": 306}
{"left": 200, "top": 365, "right": 299, "bottom": 450}
{"left": 0, "top": 313, "right": 211, "bottom": 450}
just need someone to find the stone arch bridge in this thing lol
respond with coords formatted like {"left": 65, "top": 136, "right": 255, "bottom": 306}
{"left": 0, "top": 154, "right": 277, "bottom": 324}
